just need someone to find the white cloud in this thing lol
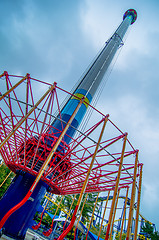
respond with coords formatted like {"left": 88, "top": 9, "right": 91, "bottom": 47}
{"left": 80, "top": 0, "right": 121, "bottom": 49}
{"left": 98, "top": 94, "right": 159, "bottom": 155}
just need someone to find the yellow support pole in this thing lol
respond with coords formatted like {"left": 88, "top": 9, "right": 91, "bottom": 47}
{"left": 30, "top": 97, "right": 85, "bottom": 193}
{"left": 109, "top": 189, "right": 120, "bottom": 240}
{"left": 86, "top": 192, "right": 100, "bottom": 240}
{"left": 119, "top": 187, "right": 129, "bottom": 240}
{"left": 134, "top": 164, "right": 143, "bottom": 240}
{"left": 75, "top": 193, "right": 88, "bottom": 237}
{"left": 105, "top": 133, "right": 127, "bottom": 240}
{"left": 0, "top": 92, "right": 84, "bottom": 230}
{"left": 0, "top": 84, "right": 55, "bottom": 151}
{"left": 76, "top": 115, "right": 109, "bottom": 212}
{"left": 0, "top": 171, "right": 13, "bottom": 188}
{"left": 0, "top": 161, "right": 4, "bottom": 168}
{"left": 57, "top": 115, "right": 109, "bottom": 240}
{"left": 51, "top": 196, "right": 64, "bottom": 220}
{"left": 0, "top": 74, "right": 27, "bottom": 101}
{"left": 98, "top": 190, "right": 110, "bottom": 240}
{"left": 45, "top": 195, "right": 70, "bottom": 216}
{"left": 63, "top": 195, "right": 76, "bottom": 229}
{"left": 42, "top": 193, "right": 52, "bottom": 211}
{"left": 126, "top": 150, "right": 138, "bottom": 240}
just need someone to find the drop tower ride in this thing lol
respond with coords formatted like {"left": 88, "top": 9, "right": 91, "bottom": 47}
{"left": 0, "top": 9, "right": 137, "bottom": 239}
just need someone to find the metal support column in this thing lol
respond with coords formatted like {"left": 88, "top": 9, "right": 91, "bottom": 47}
{"left": 134, "top": 164, "right": 143, "bottom": 240}
{"left": 126, "top": 150, "right": 139, "bottom": 240}
{"left": 105, "top": 133, "right": 127, "bottom": 240}
{"left": 119, "top": 187, "right": 129, "bottom": 240}
{"left": 57, "top": 115, "right": 109, "bottom": 240}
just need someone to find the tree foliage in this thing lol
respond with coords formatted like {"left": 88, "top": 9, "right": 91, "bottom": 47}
{"left": 39, "top": 192, "right": 100, "bottom": 238}
{"left": 115, "top": 232, "right": 126, "bottom": 240}
{"left": 140, "top": 221, "right": 159, "bottom": 240}
{"left": 54, "top": 192, "right": 99, "bottom": 223}
{"left": 90, "top": 223, "right": 106, "bottom": 239}
{"left": 0, "top": 163, "right": 14, "bottom": 198}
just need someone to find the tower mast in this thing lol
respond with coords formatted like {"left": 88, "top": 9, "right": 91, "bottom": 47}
{"left": 49, "top": 9, "right": 137, "bottom": 142}
{"left": 0, "top": 9, "right": 137, "bottom": 239}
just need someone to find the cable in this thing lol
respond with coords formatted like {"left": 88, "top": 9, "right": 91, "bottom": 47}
{"left": 1, "top": 82, "right": 138, "bottom": 187}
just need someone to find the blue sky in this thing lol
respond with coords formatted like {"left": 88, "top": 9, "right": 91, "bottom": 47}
{"left": 0, "top": 0, "right": 159, "bottom": 230}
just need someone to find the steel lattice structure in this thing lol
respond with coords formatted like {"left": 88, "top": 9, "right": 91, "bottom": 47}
{"left": 0, "top": 72, "right": 141, "bottom": 196}
{"left": 0, "top": 9, "right": 142, "bottom": 240}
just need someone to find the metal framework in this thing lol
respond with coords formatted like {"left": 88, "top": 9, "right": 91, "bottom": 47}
{"left": 0, "top": 73, "right": 140, "bottom": 195}
{"left": 0, "top": 9, "right": 143, "bottom": 239}
{"left": 0, "top": 73, "right": 143, "bottom": 239}
{"left": 31, "top": 189, "right": 148, "bottom": 239}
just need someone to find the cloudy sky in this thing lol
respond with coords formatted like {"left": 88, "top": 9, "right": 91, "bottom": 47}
{"left": 0, "top": 0, "right": 159, "bottom": 230}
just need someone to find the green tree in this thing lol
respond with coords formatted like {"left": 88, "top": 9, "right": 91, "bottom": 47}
{"left": 0, "top": 163, "right": 14, "bottom": 198}
{"left": 140, "top": 221, "right": 159, "bottom": 240}
{"left": 58, "top": 193, "right": 99, "bottom": 222}
{"left": 90, "top": 223, "right": 106, "bottom": 240}
{"left": 42, "top": 213, "right": 52, "bottom": 226}
{"left": 141, "top": 222, "right": 154, "bottom": 238}
{"left": 151, "top": 232, "right": 159, "bottom": 240}
{"left": 115, "top": 232, "right": 126, "bottom": 240}
{"left": 80, "top": 193, "right": 99, "bottom": 223}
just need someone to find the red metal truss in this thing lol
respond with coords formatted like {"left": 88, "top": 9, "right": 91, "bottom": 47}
{"left": 0, "top": 72, "right": 141, "bottom": 195}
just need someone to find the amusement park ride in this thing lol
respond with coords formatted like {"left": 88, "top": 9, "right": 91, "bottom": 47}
{"left": 0, "top": 9, "right": 145, "bottom": 240}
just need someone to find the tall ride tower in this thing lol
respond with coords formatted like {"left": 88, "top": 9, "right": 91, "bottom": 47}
{"left": 0, "top": 9, "right": 137, "bottom": 239}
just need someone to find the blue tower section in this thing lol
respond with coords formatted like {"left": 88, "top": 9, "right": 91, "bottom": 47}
{"left": 0, "top": 9, "right": 137, "bottom": 239}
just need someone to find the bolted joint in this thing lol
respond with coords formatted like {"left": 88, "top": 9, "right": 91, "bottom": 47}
{"left": 26, "top": 73, "right": 30, "bottom": 79}
{"left": 4, "top": 71, "right": 8, "bottom": 77}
